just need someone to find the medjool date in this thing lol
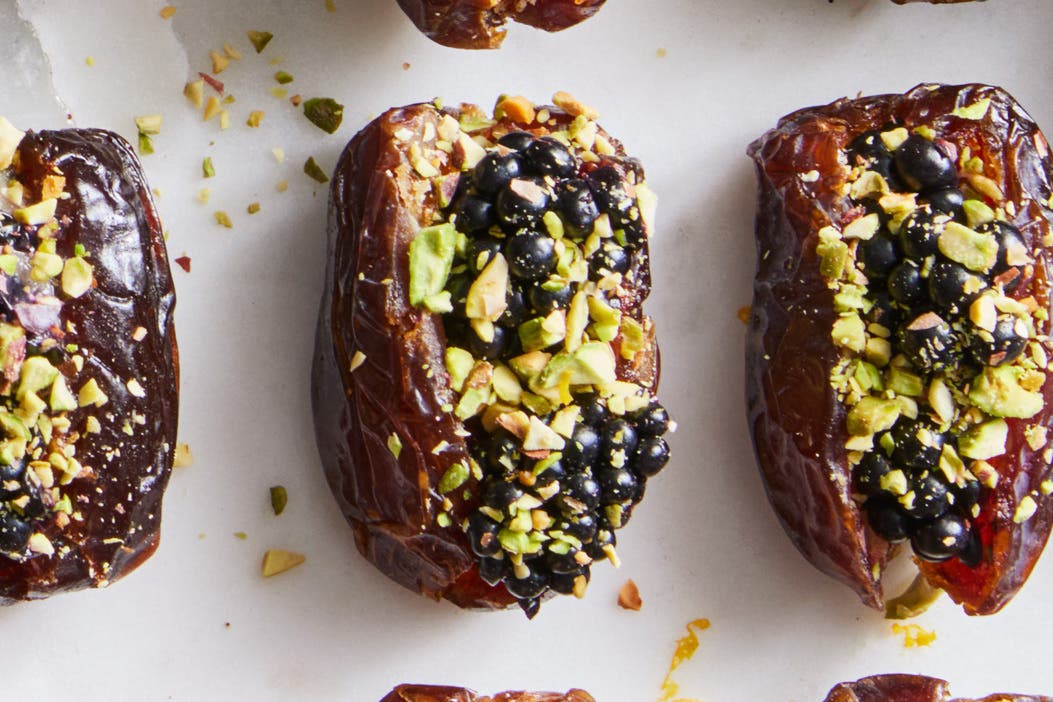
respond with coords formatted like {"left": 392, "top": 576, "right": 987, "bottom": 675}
{"left": 747, "top": 83, "right": 1053, "bottom": 615}
{"left": 395, "top": 0, "right": 606, "bottom": 50}
{"left": 380, "top": 685, "right": 595, "bottom": 702}
{"left": 0, "top": 122, "right": 178, "bottom": 604}
{"left": 821, "top": 675, "right": 1049, "bottom": 702}
{"left": 312, "top": 94, "right": 668, "bottom": 615}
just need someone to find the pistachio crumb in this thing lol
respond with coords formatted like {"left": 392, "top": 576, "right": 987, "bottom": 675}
{"left": 272, "top": 147, "right": 285, "bottom": 163}
{"left": 262, "top": 549, "right": 304, "bottom": 577}
{"left": 348, "top": 350, "right": 367, "bottom": 373}
{"left": 246, "top": 110, "right": 264, "bottom": 128}
{"left": 159, "top": 5, "right": 176, "bottom": 19}
{"left": 214, "top": 211, "right": 233, "bottom": 228}
{"left": 202, "top": 157, "right": 215, "bottom": 178}
{"left": 247, "top": 30, "right": 273, "bottom": 53}
{"left": 303, "top": 97, "right": 344, "bottom": 134}
{"left": 270, "top": 485, "right": 288, "bottom": 515}
{"left": 618, "top": 579, "right": 643, "bottom": 611}
{"left": 173, "top": 442, "right": 194, "bottom": 468}
{"left": 387, "top": 432, "right": 403, "bottom": 459}
{"left": 247, "top": 202, "right": 261, "bottom": 215}
{"left": 276, "top": 180, "right": 289, "bottom": 193}
{"left": 1013, "top": 496, "right": 1038, "bottom": 524}
{"left": 274, "top": 70, "right": 294, "bottom": 85}
{"left": 209, "top": 50, "right": 229, "bottom": 74}
{"left": 304, "top": 157, "right": 329, "bottom": 184}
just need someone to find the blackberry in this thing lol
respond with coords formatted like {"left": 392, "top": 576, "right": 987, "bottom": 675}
{"left": 549, "top": 567, "right": 588, "bottom": 595}
{"left": 468, "top": 236, "right": 504, "bottom": 275}
{"left": 578, "top": 395, "right": 608, "bottom": 427}
{"left": 505, "top": 568, "right": 549, "bottom": 599}
{"left": 477, "top": 555, "right": 506, "bottom": 586}
{"left": 454, "top": 194, "right": 496, "bottom": 233}
{"left": 969, "top": 316, "right": 1027, "bottom": 367}
{"left": 899, "top": 311, "right": 960, "bottom": 371}
{"left": 853, "top": 451, "right": 892, "bottom": 496}
{"left": 894, "top": 135, "right": 958, "bottom": 191}
{"left": 600, "top": 418, "right": 639, "bottom": 459}
{"left": 555, "top": 178, "right": 599, "bottom": 236}
{"left": 466, "top": 324, "right": 511, "bottom": 361}
{"left": 523, "top": 137, "right": 577, "bottom": 178}
{"left": 595, "top": 466, "right": 638, "bottom": 505}
{"left": 633, "top": 437, "right": 670, "bottom": 478}
{"left": 888, "top": 261, "right": 925, "bottom": 306}
{"left": 497, "top": 131, "right": 536, "bottom": 151}
{"left": 482, "top": 479, "right": 523, "bottom": 515}
{"left": 857, "top": 234, "right": 899, "bottom": 279}
{"left": 898, "top": 206, "right": 947, "bottom": 259}
{"left": 865, "top": 497, "right": 910, "bottom": 542}
{"left": 911, "top": 513, "right": 970, "bottom": 562}
{"left": 633, "top": 402, "right": 670, "bottom": 437}
{"left": 922, "top": 187, "right": 965, "bottom": 219}
{"left": 467, "top": 512, "right": 502, "bottom": 557}
{"left": 928, "top": 261, "right": 983, "bottom": 313}
{"left": 496, "top": 178, "right": 550, "bottom": 229}
{"left": 528, "top": 281, "right": 573, "bottom": 314}
{"left": 0, "top": 512, "right": 31, "bottom": 554}
{"left": 890, "top": 418, "right": 946, "bottom": 471}
{"left": 505, "top": 231, "right": 556, "bottom": 281}
{"left": 563, "top": 424, "right": 601, "bottom": 470}
{"left": 473, "top": 151, "right": 523, "bottom": 195}
{"left": 906, "top": 472, "right": 951, "bottom": 520}
{"left": 561, "top": 473, "right": 602, "bottom": 513}
{"left": 590, "top": 243, "right": 631, "bottom": 278}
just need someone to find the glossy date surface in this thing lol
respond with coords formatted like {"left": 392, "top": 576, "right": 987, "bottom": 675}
{"left": 823, "top": 675, "right": 1050, "bottom": 702}
{"left": 746, "top": 84, "right": 1053, "bottom": 615}
{"left": 311, "top": 100, "right": 656, "bottom": 610}
{"left": 0, "top": 128, "right": 178, "bottom": 604}
{"left": 395, "top": 0, "right": 606, "bottom": 49}
{"left": 380, "top": 685, "right": 596, "bottom": 702}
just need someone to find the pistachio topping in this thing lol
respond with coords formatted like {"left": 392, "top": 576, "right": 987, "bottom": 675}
{"left": 0, "top": 120, "right": 118, "bottom": 563}
{"left": 404, "top": 97, "right": 671, "bottom": 615}
{"left": 826, "top": 122, "right": 1051, "bottom": 566}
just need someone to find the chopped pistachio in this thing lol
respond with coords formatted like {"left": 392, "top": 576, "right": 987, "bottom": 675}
{"left": 135, "top": 114, "right": 162, "bottom": 135}
{"left": 261, "top": 549, "right": 304, "bottom": 577}
{"left": 246, "top": 110, "right": 264, "bottom": 128}
{"left": 303, "top": 97, "right": 344, "bottom": 134}
{"left": 214, "top": 211, "right": 233, "bottom": 228}
{"left": 202, "top": 157, "right": 215, "bottom": 178}
{"left": 304, "top": 157, "right": 329, "bottom": 183}
{"left": 270, "top": 485, "right": 288, "bottom": 515}
{"left": 247, "top": 30, "right": 274, "bottom": 53}
{"left": 274, "top": 70, "right": 294, "bottom": 85}
{"left": 438, "top": 462, "right": 469, "bottom": 494}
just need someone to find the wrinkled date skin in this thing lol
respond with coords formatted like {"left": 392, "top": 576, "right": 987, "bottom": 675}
{"left": 0, "top": 129, "right": 178, "bottom": 603}
{"left": 395, "top": 0, "right": 606, "bottom": 49}
{"left": 824, "top": 675, "right": 1050, "bottom": 702}
{"left": 380, "top": 685, "right": 596, "bottom": 702}
{"left": 746, "top": 84, "right": 1053, "bottom": 614}
{"left": 312, "top": 101, "right": 656, "bottom": 609}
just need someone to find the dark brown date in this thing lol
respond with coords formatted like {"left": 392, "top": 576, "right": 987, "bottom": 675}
{"left": 312, "top": 98, "right": 658, "bottom": 610}
{"left": 824, "top": 675, "right": 1050, "bottom": 702}
{"left": 747, "top": 84, "right": 1053, "bottom": 615}
{"left": 380, "top": 685, "right": 595, "bottom": 702}
{"left": 395, "top": 0, "right": 606, "bottom": 49}
{"left": 0, "top": 127, "right": 178, "bottom": 603}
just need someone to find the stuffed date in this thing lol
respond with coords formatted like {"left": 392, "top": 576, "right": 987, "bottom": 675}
{"left": 395, "top": 0, "right": 606, "bottom": 50}
{"left": 823, "top": 675, "right": 1050, "bottom": 702}
{"left": 747, "top": 83, "right": 1053, "bottom": 615}
{"left": 312, "top": 93, "right": 669, "bottom": 616}
{"left": 381, "top": 685, "right": 595, "bottom": 702}
{"left": 0, "top": 121, "right": 178, "bottom": 603}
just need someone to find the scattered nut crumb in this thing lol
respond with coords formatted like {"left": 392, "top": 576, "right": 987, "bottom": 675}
{"left": 85, "top": 56, "right": 94, "bottom": 67}
{"left": 261, "top": 549, "right": 305, "bottom": 577}
{"left": 184, "top": 80, "right": 205, "bottom": 108}
{"left": 234, "top": 531, "right": 247, "bottom": 540}
{"left": 214, "top": 211, "right": 233, "bottom": 228}
{"left": 160, "top": 5, "right": 176, "bottom": 19}
{"left": 272, "top": 147, "right": 285, "bottom": 163}
{"left": 247, "top": 202, "right": 261, "bottom": 214}
{"left": 276, "top": 180, "right": 289, "bottom": 193}
{"left": 290, "top": 94, "right": 303, "bottom": 107}
{"left": 174, "top": 255, "right": 191, "bottom": 273}
{"left": 618, "top": 579, "right": 642, "bottom": 610}
{"left": 173, "top": 442, "right": 194, "bottom": 467}
{"left": 402, "top": 62, "right": 411, "bottom": 71}
{"left": 223, "top": 43, "right": 242, "bottom": 61}
{"left": 196, "top": 188, "right": 211, "bottom": 204}
{"left": 270, "top": 485, "right": 288, "bottom": 515}
{"left": 737, "top": 306, "right": 751, "bottom": 325}
{"left": 552, "top": 91, "right": 599, "bottom": 120}
{"left": 246, "top": 110, "right": 264, "bottom": 128}
{"left": 656, "top": 48, "right": 667, "bottom": 58}
{"left": 326, "top": 0, "right": 336, "bottom": 10}
{"left": 247, "top": 30, "right": 273, "bottom": 54}
{"left": 891, "top": 623, "right": 936, "bottom": 648}
{"left": 209, "top": 50, "right": 230, "bottom": 74}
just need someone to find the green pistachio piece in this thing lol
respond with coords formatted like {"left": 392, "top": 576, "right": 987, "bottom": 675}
{"left": 958, "top": 419, "right": 1009, "bottom": 460}
{"left": 438, "top": 461, "right": 470, "bottom": 494}
{"left": 78, "top": 377, "right": 109, "bottom": 407}
{"left": 29, "top": 251, "right": 62, "bottom": 282}
{"left": 518, "top": 310, "right": 566, "bottom": 352}
{"left": 61, "top": 256, "right": 94, "bottom": 299}
{"left": 17, "top": 356, "right": 58, "bottom": 401}
{"left": 455, "top": 386, "right": 490, "bottom": 420}
{"left": 831, "top": 314, "right": 866, "bottom": 353}
{"left": 969, "top": 366, "right": 1044, "bottom": 418}
{"left": 0, "top": 254, "right": 18, "bottom": 276}
{"left": 408, "top": 223, "right": 456, "bottom": 308}
{"left": 816, "top": 237, "right": 849, "bottom": 280}
{"left": 635, "top": 182, "right": 657, "bottom": 236}
{"left": 522, "top": 416, "right": 566, "bottom": 451}
{"left": 304, "top": 156, "right": 329, "bottom": 183}
{"left": 492, "top": 364, "right": 523, "bottom": 405}
{"left": 887, "top": 366, "right": 924, "bottom": 397}
{"left": 963, "top": 200, "right": 995, "bottom": 228}
{"left": 938, "top": 222, "right": 999, "bottom": 272}
{"left": 951, "top": 98, "right": 991, "bottom": 120}
{"left": 846, "top": 397, "right": 902, "bottom": 437}
{"left": 270, "top": 485, "right": 288, "bottom": 515}
{"left": 843, "top": 213, "right": 880, "bottom": 241}
{"left": 303, "top": 97, "right": 344, "bottom": 134}
{"left": 49, "top": 376, "right": 77, "bottom": 412}
{"left": 247, "top": 30, "right": 273, "bottom": 53}
{"left": 538, "top": 342, "right": 617, "bottom": 389}
{"left": 618, "top": 317, "right": 646, "bottom": 361}
{"left": 853, "top": 361, "right": 883, "bottom": 393}
{"left": 0, "top": 411, "right": 29, "bottom": 441}
{"left": 564, "top": 291, "right": 589, "bottom": 353}
{"left": 509, "top": 351, "right": 551, "bottom": 382}
{"left": 466, "top": 253, "right": 509, "bottom": 322}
